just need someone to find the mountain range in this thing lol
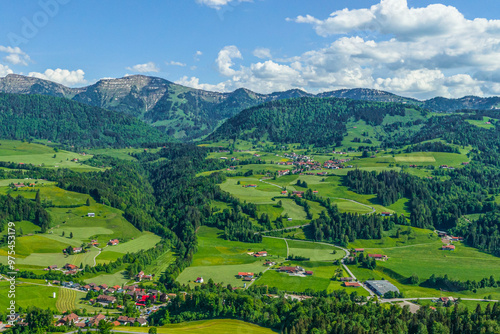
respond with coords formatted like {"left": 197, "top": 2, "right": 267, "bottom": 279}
{"left": 1, "top": 74, "right": 499, "bottom": 141}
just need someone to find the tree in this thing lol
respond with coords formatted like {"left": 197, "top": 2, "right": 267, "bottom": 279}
{"left": 148, "top": 328, "right": 157, "bottom": 334}
{"left": 62, "top": 231, "right": 65, "bottom": 237}
{"left": 86, "top": 198, "right": 91, "bottom": 206}
{"left": 70, "top": 232, "right": 74, "bottom": 239}
{"left": 35, "top": 190, "right": 41, "bottom": 204}
{"left": 97, "top": 320, "right": 113, "bottom": 334}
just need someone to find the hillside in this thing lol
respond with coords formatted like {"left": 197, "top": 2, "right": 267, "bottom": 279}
{"left": 208, "top": 97, "right": 423, "bottom": 146}
{"left": 0, "top": 93, "right": 169, "bottom": 148}
{"left": 3, "top": 74, "right": 499, "bottom": 142}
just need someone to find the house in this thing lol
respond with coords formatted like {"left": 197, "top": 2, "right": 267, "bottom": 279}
{"left": 380, "top": 212, "right": 392, "bottom": 217}
{"left": 281, "top": 191, "right": 287, "bottom": 195}
{"left": 264, "top": 261, "right": 275, "bottom": 266}
{"left": 451, "top": 236, "right": 464, "bottom": 241}
{"left": 110, "top": 321, "right": 120, "bottom": 327}
{"left": 368, "top": 254, "right": 388, "bottom": 260}
{"left": 442, "top": 244, "right": 455, "bottom": 251}
{"left": 245, "top": 184, "right": 258, "bottom": 188}
{"left": 254, "top": 251, "right": 267, "bottom": 257}
{"left": 52, "top": 280, "right": 60, "bottom": 285}
{"left": 117, "top": 316, "right": 130, "bottom": 325}
{"left": 437, "top": 231, "right": 447, "bottom": 237}
{"left": 354, "top": 248, "right": 364, "bottom": 253}
{"left": 278, "top": 266, "right": 303, "bottom": 274}
{"left": 136, "top": 318, "right": 147, "bottom": 326}
{"left": 87, "top": 314, "right": 106, "bottom": 327}
{"left": 237, "top": 272, "right": 254, "bottom": 278}
{"left": 108, "top": 239, "right": 119, "bottom": 246}
{"left": 63, "top": 263, "right": 78, "bottom": 270}
{"left": 312, "top": 190, "right": 319, "bottom": 194}
{"left": 73, "top": 247, "right": 83, "bottom": 253}
{"left": 195, "top": 277, "right": 204, "bottom": 283}
{"left": 82, "top": 285, "right": 91, "bottom": 291}
{"left": 243, "top": 277, "right": 253, "bottom": 282}
{"left": 99, "top": 284, "right": 108, "bottom": 290}
{"left": 462, "top": 162, "right": 469, "bottom": 165}
{"left": 58, "top": 313, "right": 79, "bottom": 326}
{"left": 48, "top": 265, "right": 57, "bottom": 270}
{"left": 340, "top": 277, "right": 355, "bottom": 282}
{"left": 88, "top": 213, "right": 95, "bottom": 217}
{"left": 14, "top": 183, "right": 26, "bottom": 188}
{"left": 96, "top": 295, "right": 116, "bottom": 305}
{"left": 305, "top": 271, "right": 313, "bottom": 276}
{"left": 292, "top": 191, "right": 304, "bottom": 195}
{"left": 344, "top": 282, "right": 362, "bottom": 287}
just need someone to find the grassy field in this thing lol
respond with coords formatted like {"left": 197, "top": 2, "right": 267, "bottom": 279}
{"left": 84, "top": 270, "right": 131, "bottom": 286}
{"left": 287, "top": 240, "right": 345, "bottom": 262}
{"left": 56, "top": 287, "right": 77, "bottom": 313}
{"left": 114, "top": 319, "right": 276, "bottom": 333}
{"left": 0, "top": 140, "right": 101, "bottom": 171}
{"left": 347, "top": 228, "right": 500, "bottom": 299}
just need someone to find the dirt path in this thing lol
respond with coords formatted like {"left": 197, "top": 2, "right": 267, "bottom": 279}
{"left": 93, "top": 245, "right": 107, "bottom": 267}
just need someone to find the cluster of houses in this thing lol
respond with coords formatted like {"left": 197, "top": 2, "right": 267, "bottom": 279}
{"left": 278, "top": 266, "right": 313, "bottom": 277}
{"left": 438, "top": 231, "right": 463, "bottom": 251}
{"left": 62, "top": 247, "right": 83, "bottom": 254}
{"left": 56, "top": 313, "right": 148, "bottom": 328}
{"left": 323, "top": 158, "right": 352, "bottom": 169}
{"left": 439, "top": 165, "right": 455, "bottom": 170}
{"left": 108, "top": 239, "right": 119, "bottom": 246}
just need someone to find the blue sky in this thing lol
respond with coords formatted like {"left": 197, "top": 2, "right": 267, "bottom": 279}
{"left": 1, "top": 0, "right": 500, "bottom": 99}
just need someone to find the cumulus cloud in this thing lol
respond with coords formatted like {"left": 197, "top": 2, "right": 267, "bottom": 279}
{"left": 166, "top": 61, "right": 186, "bottom": 67}
{"left": 176, "top": 76, "right": 228, "bottom": 92}
{"left": 126, "top": 62, "right": 160, "bottom": 73}
{"left": 194, "top": 51, "right": 203, "bottom": 61}
{"left": 253, "top": 47, "right": 272, "bottom": 59}
{"left": 0, "top": 46, "right": 31, "bottom": 66}
{"left": 182, "top": 1, "right": 500, "bottom": 99}
{"left": 28, "top": 69, "right": 87, "bottom": 86}
{"left": 216, "top": 45, "right": 243, "bottom": 76}
{"left": 0, "top": 64, "right": 13, "bottom": 77}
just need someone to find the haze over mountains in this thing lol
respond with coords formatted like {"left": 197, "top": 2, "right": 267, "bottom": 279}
{"left": 0, "top": 74, "right": 499, "bottom": 141}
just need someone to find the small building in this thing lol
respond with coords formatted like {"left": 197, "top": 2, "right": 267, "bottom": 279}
{"left": 354, "top": 248, "right": 364, "bottom": 253}
{"left": 368, "top": 254, "right": 388, "bottom": 260}
{"left": 243, "top": 277, "right": 253, "bottom": 282}
{"left": 344, "top": 282, "right": 362, "bottom": 287}
{"left": 58, "top": 313, "right": 79, "bottom": 326}
{"left": 340, "top": 277, "right": 355, "bottom": 282}
{"left": 442, "top": 244, "right": 455, "bottom": 251}
{"left": 254, "top": 251, "right": 268, "bottom": 257}
{"left": 88, "top": 213, "right": 95, "bottom": 217}
{"left": 195, "top": 277, "right": 204, "bottom": 283}
{"left": 96, "top": 295, "right": 116, "bottom": 305}
{"left": 380, "top": 212, "right": 392, "bottom": 217}
{"left": 63, "top": 263, "right": 78, "bottom": 270}
{"left": 48, "top": 265, "right": 57, "bottom": 270}
{"left": 305, "top": 271, "right": 313, "bottom": 276}
{"left": 87, "top": 314, "right": 106, "bottom": 327}
{"left": 451, "top": 236, "right": 464, "bottom": 241}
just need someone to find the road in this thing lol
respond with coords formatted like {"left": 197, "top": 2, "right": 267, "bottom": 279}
{"left": 93, "top": 245, "right": 107, "bottom": 266}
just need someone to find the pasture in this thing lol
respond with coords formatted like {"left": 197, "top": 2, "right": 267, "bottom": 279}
{"left": 0, "top": 140, "right": 101, "bottom": 171}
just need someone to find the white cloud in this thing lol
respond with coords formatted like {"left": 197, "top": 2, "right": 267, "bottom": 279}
{"left": 176, "top": 76, "right": 228, "bottom": 92}
{"left": 126, "top": 62, "right": 160, "bottom": 73}
{"left": 253, "top": 47, "right": 272, "bottom": 59}
{"left": 28, "top": 68, "right": 87, "bottom": 86}
{"left": 194, "top": 50, "right": 203, "bottom": 61}
{"left": 196, "top": 0, "right": 252, "bottom": 10}
{"left": 0, "top": 64, "right": 13, "bottom": 77}
{"left": 0, "top": 46, "right": 31, "bottom": 66}
{"left": 216, "top": 45, "right": 242, "bottom": 76}
{"left": 166, "top": 61, "right": 186, "bottom": 67}
{"left": 181, "top": 1, "right": 500, "bottom": 99}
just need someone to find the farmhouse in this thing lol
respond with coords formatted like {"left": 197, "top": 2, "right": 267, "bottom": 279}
{"left": 451, "top": 236, "right": 464, "bottom": 241}
{"left": 88, "top": 314, "right": 106, "bottom": 327}
{"left": 344, "top": 282, "right": 362, "bottom": 287}
{"left": 47, "top": 265, "right": 57, "bottom": 270}
{"left": 442, "top": 244, "right": 456, "bottom": 251}
{"left": 365, "top": 280, "right": 399, "bottom": 296}
{"left": 195, "top": 277, "right": 204, "bottom": 283}
{"left": 237, "top": 272, "right": 254, "bottom": 278}
{"left": 281, "top": 190, "right": 287, "bottom": 194}
{"left": 58, "top": 313, "right": 79, "bottom": 326}
{"left": 264, "top": 261, "right": 276, "bottom": 266}
{"left": 254, "top": 251, "right": 267, "bottom": 257}
{"left": 63, "top": 263, "right": 78, "bottom": 270}
{"left": 243, "top": 277, "right": 254, "bottom": 282}
{"left": 88, "top": 213, "right": 95, "bottom": 217}
{"left": 354, "top": 248, "right": 364, "bottom": 253}
{"left": 305, "top": 271, "right": 313, "bottom": 276}
{"left": 108, "top": 239, "right": 119, "bottom": 246}
{"left": 380, "top": 212, "right": 392, "bottom": 217}
{"left": 368, "top": 254, "right": 388, "bottom": 260}
{"left": 278, "top": 266, "right": 304, "bottom": 274}
{"left": 244, "top": 184, "right": 257, "bottom": 188}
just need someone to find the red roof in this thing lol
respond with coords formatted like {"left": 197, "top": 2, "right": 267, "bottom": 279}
{"left": 238, "top": 272, "right": 254, "bottom": 276}
{"left": 345, "top": 282, "right": 361, "bottom": 287}
{"left": 354, "top": 248, "right": 364, "bottom": 252}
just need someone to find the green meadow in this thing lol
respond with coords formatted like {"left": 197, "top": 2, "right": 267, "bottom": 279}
{"left": 0, "top": 140, "right": 101, "bottom": 171}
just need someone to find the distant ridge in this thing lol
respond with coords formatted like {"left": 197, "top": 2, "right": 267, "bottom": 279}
{"left": 0, "top": 74, "right": 498, "bottom": 141}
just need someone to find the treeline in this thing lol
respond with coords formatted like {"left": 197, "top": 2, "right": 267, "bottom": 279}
{"left": 148, "top": 283, "right": 500, "bottom": 334}
{"left": 405, "top": 141, "right": 459, "bottom": 153}
{"left": 0, "top": 93, "right": 169, "bottom": 148}
{"left": 423, "top": 274, "right": 499, "bottom": 292}
{"left": 454, "top": 209, "right": 500, "bottom": 256}
{"left": 209, "top": 97, "right": 409, "bottom": 146}
{"left": 0, "top": 193, "right": 50, "bottom": 234}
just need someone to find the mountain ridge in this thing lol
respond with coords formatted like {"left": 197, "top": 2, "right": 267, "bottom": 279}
{"left": 1, "top": 74, "right": 499, "bottom": 141}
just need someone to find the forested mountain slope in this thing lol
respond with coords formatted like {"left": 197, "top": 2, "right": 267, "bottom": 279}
{"left": 0, "top": 93, "right": 169, "bottom": 148}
